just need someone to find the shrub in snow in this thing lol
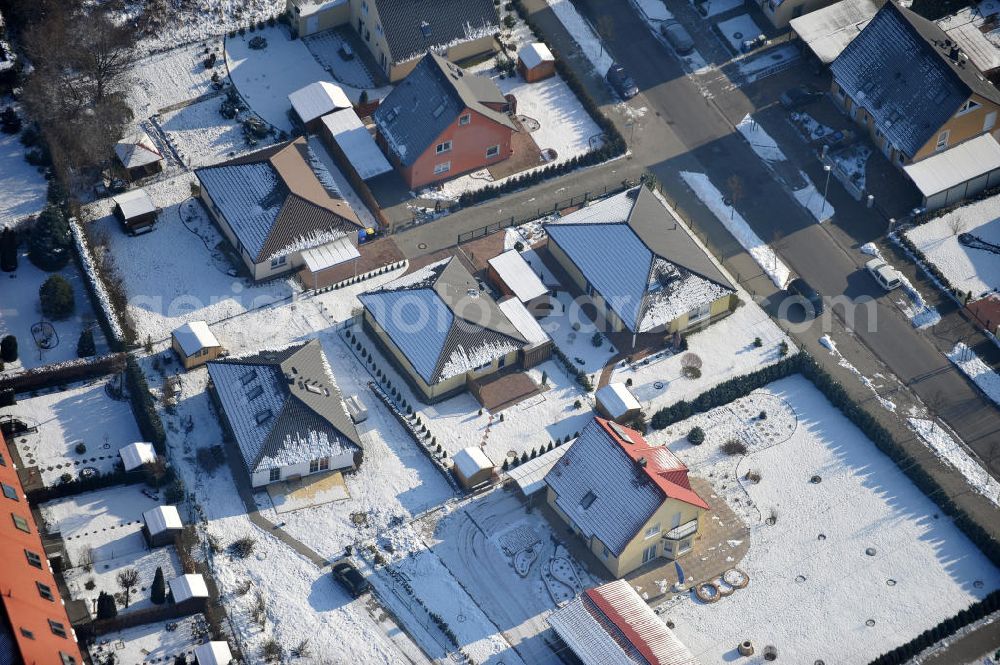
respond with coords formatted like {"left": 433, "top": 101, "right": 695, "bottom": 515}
{"left": 291, "top": 638, "right": 311, "bottom": 659}
{"left": 573, "top": 399, "right": 582, "bottom": 409}
{"left": 248, "top": 35, "right": 267, "bottom": 50}
{"left": 520, "top": 451, "right": 529, "bottom": 463}
{"left": 60, "top": 472, "right": 72, "bottom": 484}
{"left": 0, "top": 227, "right": 17, "bottom": 272}
{"left": 753, "top": 337, "right": 762, "bottom": 348}
{"left": 261, "top": 639, "right": 283, "bottom": 663}
{"left": 0, "top": 335, "right": 17, "bottom": 362}
{"left": 746, "top": 469, "right": 761, "bottom": 484}
{"left": 591, "top": 332, "right": 602, "bottom": 347}
{"left": 758, "top": 410, "right": 767, "bottom": 420}
{"left": 778, "top": 340, "right": 789, "bottom": 356}
{"left": 76, "top": 328, "right": 95, "bottom": 358}
{"left": 74, "top": 442, "right": 86, "bottom": 455}
{"left": 681, "top": 365, "right": 701, "bottom": 379}
{"left": 722, "top": 439, "right": 747, "bottom": 456}
{"left": 0, "top": 107, "right": 21, "bottom": 134}
{"left": 541, "top": 370, "right": 548, "bottom": 385}
{"left": 39, "top": 274, "right": 75, "bottom": 319}
{"left": 625, "top": 377, "right": 632, "bottom": 387}
{"left": 687, "top": 427, "right": 705, "bottom": 445}
{"left": 164, "top": 477, "right": 184, "bottom": 503}
{"left": 229, "top": 536, "right": 257, "bottom": 559}
{"left": 29, "top": 205, "right": 71, "bottom": 271}
{"left": 96, "top": 591, "right": 117, "bottom": 619}
{"left": 151, "top": 566, "right": 166, "bottom": 604}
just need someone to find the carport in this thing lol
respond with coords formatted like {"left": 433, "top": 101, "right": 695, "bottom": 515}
{"left": 904, "top": 134, "right": 1000, "bottom": 211}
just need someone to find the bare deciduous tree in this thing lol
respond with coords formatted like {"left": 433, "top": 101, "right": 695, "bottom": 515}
{"left": 116, "top": 568, "right": 140, "bottom": 608}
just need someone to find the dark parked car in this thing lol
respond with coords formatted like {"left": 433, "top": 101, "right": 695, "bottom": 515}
{"left": 660, "top": 20, "right": 694, "bottom": 55}
{"left": 332, "top": 561, "right": 369, "bottom": 598}
{"left": 780, "top": 85, "right": 823, "bottom": 110}
{"left": 788, "top": 278, "right": 824, "bottom": 318}
{"left": 607, "top": 63, "right": 639, "bottom": 100}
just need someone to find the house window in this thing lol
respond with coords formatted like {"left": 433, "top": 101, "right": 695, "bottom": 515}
{"left": 269, "top": 467, "right": 281, "bottom": 482}
{"left": 459, "top": 113, "right": 471, "bottom": 126}
{"left": 2, "top": 482, "right": 18, "bottom": 501}
{"left": 641, "top": 543, "right": 657, "bottom": 563}
{"left": 602, "top": 545, "right": 610, "bottom": 559}
{"left": 0, "top": 451, "right": 6, "bottom": 465}
{"left": 434, "top": 161, "right": 451, "bottom": 175}
{"left": 435, "top": 140, "right": 452, "bottom": 154}
{"left": 20, "top": 628, "right": 34, "bottom": 640}
{"left": 580, "top": 490, "right": 597, "bottom": 509}
{"left": 25, "top": 549, "right": 42, "bottom": 569}
{"left": 688, "top": 302, "right": 711, "bottom": 323}
{"left": 49, "top": 620, "right": 67, "bottom": 639}
{"left": 309, "top": 457, "right": 330, "bottom": 473}
{"left": 36, "top": 582, "right": 54, "bottom": 601}
{"left": 271, "top": 254, "right": 287, "bottom": 269}
{"left": 644, "top": 523, "right": 661, "bottom": 540}
{"left": 936, "top": 130, "right": 950, "bottom": 151}
{"left": 678, "top": 538, "right": 693, "bottom": 554}
{"left": 12, "top": 513, "right": 30, "bottom": 533}
{"left": 486, "top": 144, "right": 500, "bottom": 158}
{"left": 957, "top": 99, "right": 981, "bottom": 116}
{"left": 985, "top": 111, "right": 997, "bottom": 132}
{"left": 497, "top": 355, "right": 506, "bottom": 369}
{"left": 60, "top": 654, "right": 78, "bottom": 665}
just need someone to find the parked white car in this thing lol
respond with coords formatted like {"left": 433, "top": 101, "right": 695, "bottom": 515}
{"left": 865, "top": 258, "right": 903, "bottom": 291}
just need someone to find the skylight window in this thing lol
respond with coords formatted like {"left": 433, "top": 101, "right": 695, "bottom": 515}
{"left": 240, "top": 369, "right": 258, "bottom": 386}
{"left": 255, "top": 409, "right": 273, "bottom": 426}
{"left": 580, "top": 490, "right": 597, "bottom": 509}
{"left": 246, "top": 385, "right": 264, "bottom": 401}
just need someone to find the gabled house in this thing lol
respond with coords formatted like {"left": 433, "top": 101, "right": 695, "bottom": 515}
{"left": 207, "top": 340, "right": 362, "bottom": 488}
{"left": 544, "top": 187, "right": 737, "bottom": 341}
{"left": 829, "top": 1, "right": 1000, "bottom": 168}
{"left": 196, "top": 137, "right": 363, "bottom": 281}
{"left": 288, "top": 0, "right": 500, "bottom": 82}
{"left": 374, "top": 53, "right": 516, "bottom": 189}
{"left": 548, "top": 579, "right": 699, "bottom": 665}
{"left": 544, "top": 418, "right": 709, "bottom": 578}
{"left": 358, "top": 257, "right": 536, "bottom": 403}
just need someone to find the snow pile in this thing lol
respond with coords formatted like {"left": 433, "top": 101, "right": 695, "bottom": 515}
{"left": 792, "top": 175, "right": 834, "bottom": 223}
{"left": 860, "top": 242, "right": 941, "bottom": 328}
{"left": 543, "top": 0, "right": 613, "bottom": 75}
{"left": 737, "top": 114, "right": 785, "bottom": 163}
{"left": 680, "top": 171, "right": 791, "bottom": 288}
{"left": 947, "top": 342, "right": 1000, "bottom": 406}
{"left": 633, "top": 0, "right": 674, "bottom": 21}
{"left": 905, "top": 199, "right": 1000, "bottom": 301}
{"left": 820, "top": 334, "right": 897, "bottom": 412}
{"left": 907, "top": 418, "right": 1000, "bottom": 507}
{"left": 819, "top": 335, "right": 837, "bottom": 354}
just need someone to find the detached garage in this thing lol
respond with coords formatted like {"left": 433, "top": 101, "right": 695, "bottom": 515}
{"left": 904, "top": 134, "right": 1000, "bottom": 211}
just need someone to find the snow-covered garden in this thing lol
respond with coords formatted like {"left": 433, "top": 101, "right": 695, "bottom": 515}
{"left": 650, "top": 376, "right": 1000, "bottom": 664}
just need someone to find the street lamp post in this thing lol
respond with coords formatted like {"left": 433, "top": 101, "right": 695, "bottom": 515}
{"left": 821, "top": 164, "right": 832, "bottom": 220}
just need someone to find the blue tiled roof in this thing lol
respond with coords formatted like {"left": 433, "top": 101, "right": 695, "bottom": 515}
{"left": 360, "top": 288, "right": 453, "bottom": 384}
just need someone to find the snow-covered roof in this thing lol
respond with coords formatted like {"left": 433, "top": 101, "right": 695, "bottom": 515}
{"left": 301, "top": 236, "right": 361, "bottom": 273}
{"left": 112, "top": 188, "right": 156, "bottom": 220}
{"left": 114, "top": 130, "right": 163, "bottom": 169}
{"left": 497, "top": 298, "right": 549, "bottom": 347}
{"left": 193, "top": 641, "right": 233, "bottom": 665}
{"left": 142, "top": 505, "right": 183, "bottom": 535}
{"left": 830, "top": 1, "right": 1000, "bottom": 158}
{"left": 548, "top": 579, "right": 698, "bottom": 665}
{"left": 453, "top": 447, "right": 494, "bottom": 480}
{"left": 296, "top": 0, "right": 348, "bottom": 17}
{"left": 206, "top": 340, "right": 361, "bottom": 475}
{"left": 904, "top": 134, "right": 1000, "bottom": 197}
{"left": 488, "top": 250, "right": 548, "bottom": 302}
{"left": 118, "top": 442, "right": 156, "bottom": 472}
{"left": 518, "top": 42, "right": 555, "bottom": 69}
{"left": 289, "top": 81, "right": 352, "bottom": 124}
{"left": 169, "top": 574, "right": 209, "bottom": 604}
{"left": 790, "top": 0, "right": 880, "bottom": 64}
{"left": 358, "top": 258, "right": 528, "bottom": 385}
{"left": 545, "top": 419, "right": 707, "bottom": 556}
{"left": 320, "top": 109, "right": 394, "bottom": 180}
{"left": 596, "top": 383, "right": 641, "bottom": 420}
{"left": 373, "top": 53, "right": 515, "bottom": 167}
{"left": 172, "top": 320, "right": 221, "bottom": 357}
{"left": 372, "top": 0, "right": 499, "bottom": 64}
{"left": 196, "top": 138, "right": 361, "bottom": 263}
{"left": 545, "top": 188, "right": 734, "bottom": 333}
{"left": 506, "top": 442, "right": 571, "bottom": 495}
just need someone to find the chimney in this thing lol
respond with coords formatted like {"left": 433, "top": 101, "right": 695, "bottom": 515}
{"left": 949, "top": 46, "right": 960, "bottom": 61}
{"left": 638, "top": 457, "right": 647, "bottom": 467}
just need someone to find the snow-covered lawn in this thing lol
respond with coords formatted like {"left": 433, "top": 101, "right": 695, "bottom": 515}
{"left": 82, "top": 174, "right": 298, "bottom": 344}
{"left": 0, "top": 249, "right": 108, "bottom": 372}
{"left": 680, "top": 171, "right": 791, "bottom": 288}
{"left": 906, "top": 199, "right": 1000, "bottom": 300}
{"left": 88, "top": 613, "right": 212, "bottom": 665}
{"left": 64, "top": 546, "right": 183, "bottom": 616}
{"left": 716, "top": 14, "right": 765, "bottom": 53}
{"left": 251, "top": 329, "right": 458, "bottom": 561}
{"left": 609, "top": 298, "right": 793, "bottom": 413}
{"left": 0, "top": 122, "right": 47, "bottom": 227}
{"left": 541, "top": 291, "right": 620, "bottom": 375}
{"left": 653, "top": 376, "right": 1000, "bottom": 664}
{"left": 158, "top": 95, "right": 250, "bottom": 168}
{"left": 543, "top": 0, "right": 613, "bottom": 76}
{"left": 0, "top": 378, "right": 142, "bottom": 488}
{"left": 907, "top": 418, "right": 999, "bottom": 508}
{"left": 128, "top": 43, "right": 222, "bottom": 119}
{"left": 860, "top": 242, "right": 940, "bottom": 329}
{"left": 40, "top": 484, "right": 166, "bottom": 567}
{"left": 226, "top": 26, "right": 343, "bottom": 132}
{"left": 948, "top": 342, "right": 1000, "bottom": 406}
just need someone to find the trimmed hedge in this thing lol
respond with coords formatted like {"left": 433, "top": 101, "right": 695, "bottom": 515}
{"left": 125, "top": 355, "right": 166, "bottom": 454}
{"left": 0, "top": 353, "right": 125, "bottom": 394}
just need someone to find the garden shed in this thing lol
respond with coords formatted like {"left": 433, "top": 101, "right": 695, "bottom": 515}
{"left": 141, "top": 505, "right": 183, "bottom": 547}
{"left": 452, "top": 447, "right": 495, "bottom": 489}
{"left": 194, "top": 641, "right": 233, "bottom": 665}
{"left": 118, "top": 441, "right": 157, "bottom": 472}
{"left": 112, "top": 188, "right": 158, "bottom": 235}
{"left": 172, "top": 320, "right": 223, "bottom": 370}
{"left": 289, "top": 81, "right": 352, "bottom": 132}
{"left": 169, "top": 574, "right": 209, "bottom": 613}
{"left": 595, "top": 382, "right": 641, "bottom": 423}
{"left": 114, "top": 129, "right": 163, "bottom": 180}
{"left": 517, "top": 42, "right": 555, "bottom": 82}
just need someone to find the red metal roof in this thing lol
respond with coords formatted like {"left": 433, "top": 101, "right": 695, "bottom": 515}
{"left": 0, "top": 430, "right": 84, "bottom": 665}
{"left": 596, "top": 418, "right": 710, "bottom": 511}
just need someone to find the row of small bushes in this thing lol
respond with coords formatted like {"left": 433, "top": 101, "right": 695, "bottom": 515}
{"left": 456, "top": 0, "right": 627, "bottom": 208}
{"left": 226, "top": 14, "right": 285, "bottom": 39}
{"left": 551, "top": 345, "right": 594, "bottom": 391}
{"left": 125, "top": 356, "right": 167, "bottom": 455}
{"left": 867, "top": 590, "right": 1000, "bottom": 665}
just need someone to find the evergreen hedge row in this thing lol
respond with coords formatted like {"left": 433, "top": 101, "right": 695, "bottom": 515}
{"left": 125, "top": 356, "right": 167, "bottom": 454}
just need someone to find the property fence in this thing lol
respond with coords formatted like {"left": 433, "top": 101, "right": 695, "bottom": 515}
{"left": 0, "top": 353, "right": 126, "bottom": 394}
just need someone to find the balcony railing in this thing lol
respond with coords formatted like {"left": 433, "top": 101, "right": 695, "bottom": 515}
{"left": 663, "top": 519, "right": 698, "bottom": 541}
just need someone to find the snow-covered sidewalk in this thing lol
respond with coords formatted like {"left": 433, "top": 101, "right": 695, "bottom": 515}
{"left": 948, "top": 342, "right": 1000, "bottom": 406}
{"left": 680, "top": 171, "right": 791, "bottom": 288}
{"left": 543, "top": 0, "right": 613, "bottom": 76}
{"left": 860, "top": 242, "right": 940, "bottom": 329}
{"left": 907, "top": 418, "right": 1000, "bottom": 508}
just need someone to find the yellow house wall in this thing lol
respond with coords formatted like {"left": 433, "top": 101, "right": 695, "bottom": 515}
{"left": 911, "top": 94, "right": 1000, "bottom": 162}
{"left": 288, "top": 0, "right": 351, "bottom": 37}
{"left": 172, "top": 337, "right": 223, "bottom": 370}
